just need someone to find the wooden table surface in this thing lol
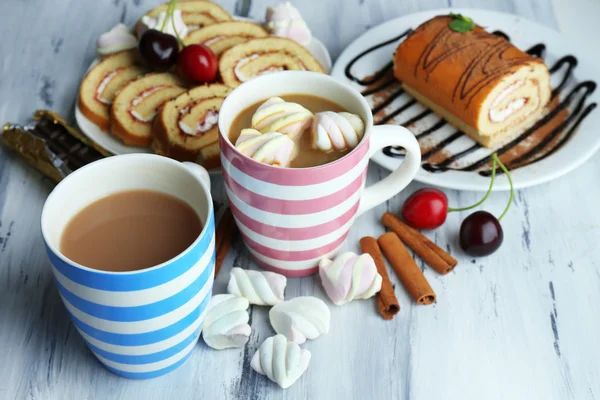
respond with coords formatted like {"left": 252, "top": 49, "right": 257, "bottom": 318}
{"left": 1, "top": 1, "right": 599, "bottom": 399}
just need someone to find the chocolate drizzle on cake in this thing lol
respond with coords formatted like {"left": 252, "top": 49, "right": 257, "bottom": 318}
{"left": 344, "top": 29, "right": 597, "bottom": 176}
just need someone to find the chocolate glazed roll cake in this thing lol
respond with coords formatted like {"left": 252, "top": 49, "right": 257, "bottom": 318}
{"left": 110, "top": 73, "right": 187, "bottom": 147}
{"left": 220, "top": 37, "right": 325, "bottom": 87}
{"left": 394, "top": 16, "right": 551, "bottom": 148}
{"left": 184, "top": 21, "right": 268, "bottom": 57}
{"left": 78, "top": 51, "right": 147, "bottom": 131}
{"left": 152, "top": 84, "right": 232, "bottom": 169}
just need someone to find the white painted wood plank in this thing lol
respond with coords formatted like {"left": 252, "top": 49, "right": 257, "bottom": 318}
{"left": 1, "top": 0, "right": 599, "bottom": 399}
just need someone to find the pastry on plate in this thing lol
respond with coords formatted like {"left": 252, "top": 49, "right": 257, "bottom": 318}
{"left": 151, "top": 84, "right": 232, "bottom": 169}
{"left": 78, "top": 51, "right": 147, "bottom": 131}
{"left": 393, "top": 15, "right": 551, "bottom": 148}
{"left": 110, "top": 72, "right": 187, "bottom": 147}
{"left": 136, "top": 0, "right": 232, "bottom": 35}
{"left": 183, "top": 21, "right": 269, "bottom": 57}
{"left": 219, "top": 37, "right": 325, "bottom": 87}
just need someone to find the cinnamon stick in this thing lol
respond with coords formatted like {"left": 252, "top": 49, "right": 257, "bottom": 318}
{"left": 214, "top": 207, "right": 237, "bottom": 278}
{"left": 360, "top": 236, "right": 400, "bottom": 320}
{"left": 382, "top": 212, "right": 457, "bottom": 274}
{"left": 378, "top": 232, "right": 436, "bottom": 305}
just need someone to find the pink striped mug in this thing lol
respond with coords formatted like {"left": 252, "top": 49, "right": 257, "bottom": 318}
{"left": 218, "top": 71, "right": 421, "bottom": 277}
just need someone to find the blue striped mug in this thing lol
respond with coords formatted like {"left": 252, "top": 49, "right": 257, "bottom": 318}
{"left": 41, "top": 154, "right": 215, "bottom": 379}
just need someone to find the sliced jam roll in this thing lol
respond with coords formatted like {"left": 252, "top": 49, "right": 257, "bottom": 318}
{"left": 219, "top": 37, "right": 325, "bottom": 87}
{"left": 110, "top": 72, "right": 187, "bottom": 147}
{"left": 136, "top": 1, "right": 232, "bottom": 35}
{"left": 235, "top": 129, "right": 295, "bottom": 167}
{"left": 78, "top": 50, "right": 147, "bottom": 131}
{"left": 183, "top": 21, "right": 268, "bottom": 57}
{"left": 251, "top": 97, "right": 313, "bottom": 139}
{"left": 311, "top": 112, "right": 365, "bottom": 151}
{"left": 152, "top": 84, "right": 232, "bottom": 169}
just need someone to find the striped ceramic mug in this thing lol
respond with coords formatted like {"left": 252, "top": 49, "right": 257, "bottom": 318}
{"left": 219, "top": 71, "right": 421, "bottom": 277}
{"left": 41, "top": 154, "right": 215, "bottom": 379}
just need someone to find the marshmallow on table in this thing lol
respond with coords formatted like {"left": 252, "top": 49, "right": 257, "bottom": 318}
{"left": 96, "top": 24, "right": 137, "bottom": 57}
{"left": 227, "top": 267, "right": 287, "bottom": 306}
{"left": 265, "top": 2, "right": 313, "bottom": 46}
{"left": 311, "top": 111, "right": 365, "bottom": 152}
{"left": 269, "top": 296, "right": 330, "bottom": 344}
{"left": 251, "top": 334, "right": 311, "bottom": 389}
{"left": 251, "top": 97, "right": 313, "bottom": 140}
{"left": 202, "top": 294, "right": 251, "bottom": 350}
{"left": 235, "top": 129, "right": 295, "bottom": 167}
{"left": 319, "top": 252, "right": 382, "bottom": 305}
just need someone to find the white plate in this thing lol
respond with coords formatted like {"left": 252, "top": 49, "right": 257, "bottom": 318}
{"left": 75, "top": 28, "right": 332, "bottom": 157}
{"left": 332, "top": 9, "right": 600, "bottom": 191}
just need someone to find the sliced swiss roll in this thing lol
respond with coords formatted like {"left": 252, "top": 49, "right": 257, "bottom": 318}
{"left": 78, "top": 51, "right": 147, "bottom": 131}
{"left": 151, "top": 84, "right": 232, "bottom": 169}
{"left": 219, "top": 37, "right": 325, "bottom": 87}
{"left": 136, "top": 1, "right": 232, "bottom": 34}
{"left": 183, "top": 21, "right": 269, "bottom": 57}
{"left": 110, "top": 73, "right": 187, "bottom": 147}
{"left": 394, "top": 15, "right": 551, "bottom": 148}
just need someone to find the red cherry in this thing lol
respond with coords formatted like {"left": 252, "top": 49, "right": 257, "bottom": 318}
{"left": 177, "top": 44, "right": 218, "bottom": 83}
{"left": 401, "top": 188, "right": 448, "bottom": 230}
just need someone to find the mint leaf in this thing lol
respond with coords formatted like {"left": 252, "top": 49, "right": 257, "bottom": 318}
{"left": 461, "top": 15, "right": 474, "bottom": 24}
{"left": 448, "top": 14, "right": 475, "bottom": 33}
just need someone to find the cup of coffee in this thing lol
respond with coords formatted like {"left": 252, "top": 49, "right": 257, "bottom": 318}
{"left": 218, "top": 71, "right": 421, "bottom": 277}
{"left": 41, "top": 154, "right": 215, "bottom": 379}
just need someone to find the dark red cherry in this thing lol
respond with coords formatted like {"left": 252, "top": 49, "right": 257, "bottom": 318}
{"left": 401, "top": 188, "right": 448, "bottom": 230}
{"left": 138, "top": 29, "right": 179, "bottom": 72}
{"left": 459, "top": 210, "right": 503, "bottom": 256}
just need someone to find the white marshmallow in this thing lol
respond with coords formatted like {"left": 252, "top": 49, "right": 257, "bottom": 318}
{"left": 319, "top": 252, "right": 382, "bottom": 305}
{"left": 251, "top": 97, "right": 313, "bottom": 139}
{"left": 235, "top": 129, "right": 295, "bottom": 167}
{"left": 227, "top": 267, "right": 287, "bottom": 306}
{"left": 202, "top": 294, "right": 251, "bottom": 350}
{"left": 311, "top": 111, "right": 365, "bottom": 152}
{"left": 250, "top": 334, "right": 311, "bottom": 389}
{"left": 96, "top": 23, "right": 137, "bottom": 57}
{"left": 269, "top": 296, "right": 330, "bottom": 344}
{"left": 265, "top": 2, "right": 313, "bottom": 46}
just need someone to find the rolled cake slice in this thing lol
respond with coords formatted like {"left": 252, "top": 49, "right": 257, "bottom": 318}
{"left": 110, "top": 73, "right": 187, "bottom": 147}
{"left": 393, "top": 15, "right": 551, "bottom": 148}
{"left": 78, "top": 51, "right": 147, "bottom": 131}
{"left": 152, "top": 84, "right": 232, "bottom": 169}
{"left": 136, "top": 1, "right": 232, "bottom": 34}
{"left": 184, "top": 21, "right": 268, "bottom": 57}
{"left": 219, "top": 37, "right": 325, "bottom": 87}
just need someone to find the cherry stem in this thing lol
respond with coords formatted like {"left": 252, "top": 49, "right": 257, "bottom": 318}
{"left": 161, "top": 0, "right": 185, "bottom": 47}
{"left": 493, "top": 154, "right": 514, "bottom": 221}
{"left": 160, "top": 0, "right": 174, "bottom": 31}
{"left": 447, "top": 156, "right": 497, "bottom": 213}
{"left": 170, "top": 2, "right": 185, "bottom": 47}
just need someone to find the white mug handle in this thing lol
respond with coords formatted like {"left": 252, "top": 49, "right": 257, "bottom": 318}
{"left": 182, "top": 162, "right": 211, "bottom": 191}
{"left": 357, "top": 125, "right": 421, "bottom": 216}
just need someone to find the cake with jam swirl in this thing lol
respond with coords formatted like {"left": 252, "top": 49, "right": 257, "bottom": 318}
{"left": 77, "top": 0, "right": 328, "bottom": 170}
{"left": 151, "top": 84, "right": 232, "bottom": 169}
{"left": 219, "top": 37, "right": 325, "bottom": 87}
